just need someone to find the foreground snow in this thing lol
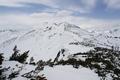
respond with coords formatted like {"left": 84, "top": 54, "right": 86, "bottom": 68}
{"left": 41, "top": 65, "right": 100, "bottom": 80}
{"left": 2, "top": 61, "right": 100, "bottom": 80}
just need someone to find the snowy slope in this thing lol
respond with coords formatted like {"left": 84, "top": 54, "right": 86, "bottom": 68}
{"left": 1, "top": 22, "right": 120, "bottom": 80}
{"left": 0, "top": 22, "right": 93, "bottom": 61}
{"left": 90, "top": 25, "right": 120, "bottom": 48}
{"left": 0, "top": 22, "right": 120, "bottom": 60}
{"left": 41, "top": 65, "right": 100, "bottom": 80}
{"left": 2, "top": 61, "right": 100, "bottom": 80}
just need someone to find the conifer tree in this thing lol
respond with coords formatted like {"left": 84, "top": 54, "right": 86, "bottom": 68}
{"left": 18, "top": 50, "right": 29, "bottom": 63}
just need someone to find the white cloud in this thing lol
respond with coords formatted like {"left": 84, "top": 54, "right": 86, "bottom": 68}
{"left": 104, "top": 0, "right": 120, "bottom": 9}
{"left": 0, "top": 0, "right": 120, "bottom": 29}
{"left": 0, "top": 0, "right": 56, "bottom": 7}
{"left": 54, "top": 0, "right": 96, "bottom": 13}
{"left": 0, "top": 0, "right": 96, "bottom": 13}
{"left": 0, "top": 0, "right": 22, "bottom": 7}
{"left": 0, "top": 10, "right": 73, "bottom": 27}
{"left": 0, "top": 11, "right": 119, "bottom": 29}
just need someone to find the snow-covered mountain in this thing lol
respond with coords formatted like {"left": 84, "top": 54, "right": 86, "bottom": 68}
{"left": 90, "top": 25, "right": 120, "bottom": 48}
{"left": 1, "top": 22, "right": 120, "bottom": 59}
{"left": 0, "top": 22, "right": 120, "bottom": 80}
{"left": 0, "top": 22, "right": 95, "bottom": 61}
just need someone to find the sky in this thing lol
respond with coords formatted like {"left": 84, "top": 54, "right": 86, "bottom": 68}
{"left": 0, "top": 0, "right": 120, "bottom": 28}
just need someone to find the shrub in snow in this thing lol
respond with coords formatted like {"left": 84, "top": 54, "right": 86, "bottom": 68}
{"left": 9, "top": 45, "right": 20, "bottom": 61}
{"left": 53, "top": 49, "right": 66, "bottom": 64}
{"left": 0, "top": 53, "right": 4, "bottom": 65}
{"left": 29, "top": 57, "right": 36, "bottom": 65}
{"left": 36, "top": 60, "right": 46, "bottom": 71}
{"left": 22, "top": 69, "right": 47, "bottom": 80}
{"left": 45, "top": 59, "right": 54, "bottom": 67}
{"left": 0, "top": 53, "right": 4, "bottom": 79}
{"left": 18, "top": 50, "right": 29, "bottom": 63}
{"left": 9, "top": 45, "right": 29, "bottom": 63}
{"left": 55, "top": 47, "right": 120, "bottom": 80}
{"left": 53, "top": 51, "right": 61, "bottom": 64}
{"left": 34, "top": 75, "right": 47, "bottom": 80}
{"left": 8, "top": 71, "right": 19, "bottom": 80}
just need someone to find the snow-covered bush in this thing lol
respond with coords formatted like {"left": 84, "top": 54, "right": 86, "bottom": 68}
{"left": 9, "top": 45, "right": 29, "bottom": 63}
{"left": 0, "top": 53, "right": 4, "bottom": 77}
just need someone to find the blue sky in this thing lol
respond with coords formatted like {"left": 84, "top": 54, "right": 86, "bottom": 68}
{"left": 0, "top": 0, "right": 120, "bottom": 28}
{"left": 0, "top": 0, "right": 120, "bottom": 19}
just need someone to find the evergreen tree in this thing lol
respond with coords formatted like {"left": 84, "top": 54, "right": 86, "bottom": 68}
{"left": 0, "top": 53, "right": 4, "bottom": 65}
{"left": 29, "top": 57, "right": 35, "bottom": 65}
{"left": 9, "top": 45, "right": 29, "bottom": 63}
{"left": 18, "top": 50, "right": 29, "bottom": 63}
{"left": 0, "top": 53, "right": 4, "bottom": 76}
{"left": 9, "top": 45, "right": 19, "bottom": 61}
